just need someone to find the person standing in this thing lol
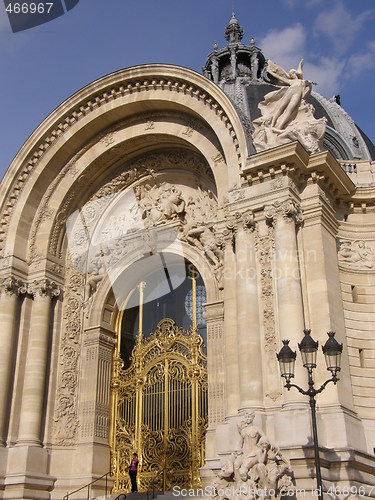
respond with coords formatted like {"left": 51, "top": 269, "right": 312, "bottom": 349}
{"left": 129, "top": 452, "right": 139, "bottom": 493}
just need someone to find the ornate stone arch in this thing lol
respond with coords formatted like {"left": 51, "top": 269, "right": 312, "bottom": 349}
{"left": 90, "top": 239, "right": 220, "bottom": 331}
{"left": 0, "top": 65, "right": 249, "bottom": 267}
{"left": 0, "top": 65, "right": 243, "bottom": 496}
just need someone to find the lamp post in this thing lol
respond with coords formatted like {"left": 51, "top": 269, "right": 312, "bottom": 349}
{"left": 277, "top": 330, "right": 343, "bottom": 499}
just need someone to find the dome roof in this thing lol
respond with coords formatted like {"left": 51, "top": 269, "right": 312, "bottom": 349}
{"left": 202, "top": 15, "right": 375, "bottom": 163}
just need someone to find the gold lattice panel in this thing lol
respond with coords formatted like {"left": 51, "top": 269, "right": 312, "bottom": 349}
{"left": 111, "top": 318, "right": 208, "bottom": 493}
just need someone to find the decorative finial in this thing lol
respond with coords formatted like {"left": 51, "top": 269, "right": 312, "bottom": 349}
{"left": 224, "top": 11, "right": 244, "bottom": 44}
{"left": 250, "top": 35, "right": 255, "bottom": 46}
{"left": 213, "top": 40, "right": 218, "bottom": 51}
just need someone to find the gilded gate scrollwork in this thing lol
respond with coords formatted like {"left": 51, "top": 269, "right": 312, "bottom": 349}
{"left": 110, "top": 317, "right": 208, "bottom": 493}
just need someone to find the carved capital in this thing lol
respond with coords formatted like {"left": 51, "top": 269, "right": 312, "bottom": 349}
{"left": 31, "top": 278, "right": 61, "bottom": 299}
{"left": 265, "top": 199, "right": 303, "bottom": 226}
{"left": 220, "top": 228, "right": 234, "bottom": 248}
{"left": 238, "top": 210, "right": 255, "bottom": 232}
{"left": 0, "top": 276, "right": 27, "bottom": 296}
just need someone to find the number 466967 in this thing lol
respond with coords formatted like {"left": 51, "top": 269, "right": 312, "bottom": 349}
{"left": 5, "top": 2, "right": 54, "bottom": 14}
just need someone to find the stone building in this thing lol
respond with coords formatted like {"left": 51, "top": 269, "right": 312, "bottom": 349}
{"left": 0, "top": 14, "right": 374, "bottom": 500}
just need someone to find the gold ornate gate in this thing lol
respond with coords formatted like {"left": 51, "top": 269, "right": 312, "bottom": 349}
{"left": 110, "top": 282, "right": 208, "bottom": 493}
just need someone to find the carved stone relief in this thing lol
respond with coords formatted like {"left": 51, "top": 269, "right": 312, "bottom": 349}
{"left": 49, "top": 150, "right": 214, "bottom": 259}
{"left": 53, "top": 261, "right": 84, "bottom": 445}
{"left": 210, "top": 412, "right": 293, "bottom": 499}
{"left": 337, "top": 239, "right": 375, "bottom": 269}
{"left": 66, "top": 175, "right": 222, "bottom": 312}
{"left": 29, "top": 278, "right": 61, "bottom": 299}
{"left": 255, "top": 225, "right": 278, "bottom": 368}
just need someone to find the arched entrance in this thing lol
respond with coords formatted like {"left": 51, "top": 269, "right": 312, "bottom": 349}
{"left": 110, "top": 261, "right": 208, "bottom": 493}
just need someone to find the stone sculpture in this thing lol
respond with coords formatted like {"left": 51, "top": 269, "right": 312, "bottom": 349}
{"left": 338, "top": 239, "right": 375, "bottom": 269}
{"left": 135, "top": 182, "right": 186, "bottom": 225}
{"left": 211, "top": 412, "right": 293, "bottom": 499}
{"left": 252, "top": 59, "right": 326, "bottom": 154}
{"left": 67, "top": 180, "right": 224, "bottom": 305}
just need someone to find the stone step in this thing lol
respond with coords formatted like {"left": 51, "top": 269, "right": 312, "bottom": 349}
{"left": 94, "top": 492, "right": 162, "bottom": 500}
{"left": 93, "top": 491, "right": 207, "bottom": 500}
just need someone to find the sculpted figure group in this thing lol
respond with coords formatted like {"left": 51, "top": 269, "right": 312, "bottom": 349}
{"left": 252, "top": 59, "right": 326, "bottom": 154}
{"left": 212, "top": 413, "right": 293, "bottom": 500}
{"left": 338, "top": 240, "right": 375, "bottom": 269}
{"left": 70, "top": 180, "right": 223, "bottom": 305}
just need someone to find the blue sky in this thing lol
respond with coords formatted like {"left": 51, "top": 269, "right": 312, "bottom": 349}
{"left": 0, "top": 0, "right": 374, "bottom": 179}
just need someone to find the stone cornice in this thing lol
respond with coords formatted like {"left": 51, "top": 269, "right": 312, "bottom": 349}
{"left": 348, "top": 185, "right": 375, "bottom": 210}
{"left": 307, "top": 150, "right": 355, "bottom": 198}
{"left": 244, "top": 141, "right": 310, "bottom": 172}
{"left": 242, "top": 142, "right": 356, "bottom": 202}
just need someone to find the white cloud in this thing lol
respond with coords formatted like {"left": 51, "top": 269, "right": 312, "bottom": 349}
{"left": 259, "top": 24, "right": 306, "bottom": 71}
{"left": 346, "top": 40, "right": 375, "bottom": 77}
{"left": 303, "top": 57, "right": 345, "bottom": 97}
{"left": 314, "top": 1, "right": 373, "bottom": 55}
{"left": 306, "top": 0, "right": 325, "bottom": 6}
{"left": 281, "top": 0, "right": 298, "bottom": 8}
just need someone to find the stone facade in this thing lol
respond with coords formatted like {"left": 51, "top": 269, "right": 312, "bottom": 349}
{"left": 0, "top": 22, "right": 375, "bottom": 500}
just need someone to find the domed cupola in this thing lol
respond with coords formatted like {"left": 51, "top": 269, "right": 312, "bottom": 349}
{"left": 203, "top": 14, "right": 375, "bottom": 164}
{"left": 202, "top": 13, "right": 266, "bottom": 89}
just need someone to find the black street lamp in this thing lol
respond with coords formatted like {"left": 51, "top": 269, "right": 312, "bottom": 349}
{"left": 277, "top": 330, "right": 343, "bottom": 499}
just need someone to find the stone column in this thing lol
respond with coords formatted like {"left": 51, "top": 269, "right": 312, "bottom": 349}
{"left": 0, "top": 277, "right": 26, "bottom": 445}
{"left": 265, "top": 199, "right": 306, "bottom": 404}
{"left": 203, "top": 300, "right": 224, "bottom": 460}
{"left": 222, "top": 227, "right": 240, "bottom": 415}
{"left": 235, "top": 212, "right": 263, "bottom": 408}
{"left": 17, "top": 279, "right": 60, "bottom": 445}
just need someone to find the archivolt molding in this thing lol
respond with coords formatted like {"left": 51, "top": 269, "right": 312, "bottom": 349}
{"left": 90, "top": 237, "right": 221, "bottom": 330}
{"left": 23, "top": 123, "right": 226, "bottom": 267}
{"left": 47, "top": 149, "right": 216, "bottom": 261}
{"left": 0, "top": 65, "right": 248, "bottom": 258}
